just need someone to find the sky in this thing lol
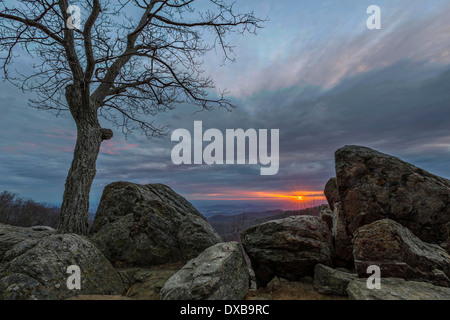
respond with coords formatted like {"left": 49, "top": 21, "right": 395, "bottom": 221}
{"left": 1, "top": 0, "right": 450, "bottom": 215}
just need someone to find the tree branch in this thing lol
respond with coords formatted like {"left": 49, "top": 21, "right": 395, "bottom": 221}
{"left": 0, "top": 12, "right": 64, "bottom": 44}
{"left": 57, "top": 0, "right": 84, "bottom": 85}
{"left": 83, "top": 0, "right": 101, "bottom": 84}
{"left": 91, "top": 0, "right": 162, "bottom": 105}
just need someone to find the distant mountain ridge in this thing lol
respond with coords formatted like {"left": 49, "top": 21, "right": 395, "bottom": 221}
{"left": 207, "top": 209, "right": 284, "bottom": 223}
{"left": 191, "top": 201, "right": 286, "bottom": 218}
{"left": 208, "top": 206, "right": 321, "bottom": 242}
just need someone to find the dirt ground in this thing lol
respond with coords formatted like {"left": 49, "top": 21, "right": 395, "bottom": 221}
{"left": 246, "top": 278, "right": 348, "bottom": 301}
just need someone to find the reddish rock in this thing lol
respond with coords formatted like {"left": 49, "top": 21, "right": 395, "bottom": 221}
{"left": 335, "top": 145, "right": 450, "bottom": 249}
{"left": 353, "top": 219, "right": 450, "bottom": 287}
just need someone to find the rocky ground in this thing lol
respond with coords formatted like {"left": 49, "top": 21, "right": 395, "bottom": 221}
{"left": 0, "top": 145, "right": 449, "bottom": 300}
{"left": 246, "top": 277, "right": 347, "bottom": 300}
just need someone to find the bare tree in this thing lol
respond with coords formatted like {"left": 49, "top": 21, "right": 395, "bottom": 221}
{"left": 0, "top": 190, "right": 16, "bottom": 224}
{"left": 0, "top": 0, "right": 264, "bottom": 235}
{"left": 0, "top": 190, "right": 60, "bottom": 227}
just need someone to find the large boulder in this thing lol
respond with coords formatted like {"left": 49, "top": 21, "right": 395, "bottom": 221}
{"left": 91, "top": 182, "right": 222, "bottom": 266}
{"left": 353, "top": 219, "right": 450, "bottom": 287}
{"left": 0, "top": 224, "right": 124, "bottom": 300}
{"left": 161, "top": 242, "right": 249, "bottom": 300}
{"left": 314, "top": 264, "right": 357, "bottom": 296}
{"left": 347, "top": 278, "right": 450, "bottom": 300}
{"left": 334, "top": 145, "right": 450, "bottom": 249}
{"left": 241, "top": 216, "right": 332, "bottom": 287}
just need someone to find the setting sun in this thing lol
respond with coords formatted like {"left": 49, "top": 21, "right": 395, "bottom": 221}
{"left": 188, "top": 190, "right": 326, "bottom": 204}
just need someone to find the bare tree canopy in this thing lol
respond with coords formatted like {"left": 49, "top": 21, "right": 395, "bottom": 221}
{"left": 0, "top": 0, "right": 265, "bottom": 235}
{"left": 0, "top": 0, "right": 264, "bottom": 137}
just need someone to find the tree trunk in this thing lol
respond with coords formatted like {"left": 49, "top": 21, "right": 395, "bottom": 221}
{"left": 58, "top": 84, "right": 113, "bottom": 235}
{"left": 58, "top": 125, "right": 100, "bottom": 235}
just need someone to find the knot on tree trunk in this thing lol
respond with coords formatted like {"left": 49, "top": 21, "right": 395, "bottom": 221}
{"left": 101, "top": 128, "right": 113, "bottom": 141}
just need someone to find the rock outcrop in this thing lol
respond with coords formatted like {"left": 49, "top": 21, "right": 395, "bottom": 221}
{"left": 353, "top": 219, "right": 450, "bottom": 287}
{"left": 347, "top": 278, "right": 450, "bottom": 300}
{"left": 314, "top": 264, "right": 357, "bottom": 296}
{"left": 319, "top": 204, "right": 333, "bottom": 231}
{"left": 161, "top": 242, "right": 249, "bottom": 300}
{"left": 323, "top": 145, "right": 450, "bottom": 269}
{"left": 241, "top": 216, "right": 332, "bottom": 287}
{"left": 0, "top": 224, "right": 123, "bottom": 300}
{"left": 320, "top": 202, "right": 354, "bottom": 268}
{"left": 334, "top": 145, "right": 450, "bottom": 248}
{"left": 91, "top": 182, "right": 222, "bottom": 266}
{"left": 324, "top": 178, "right": 339, "bottom": 211}
{"left": 331, "top": 202, "right": 353, "bottom": 267}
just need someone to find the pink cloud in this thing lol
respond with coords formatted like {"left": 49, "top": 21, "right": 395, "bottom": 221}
{"left": 0, "top": 145, "right": 28, "bottom": 154}
{"left": 100, "top": 140, "right": 138, "bottom": 155}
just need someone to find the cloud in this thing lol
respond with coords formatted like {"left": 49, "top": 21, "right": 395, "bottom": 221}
{"left": 1, "top": 1, "right": 450, "bottom": 209}
{"left": 100, "top": 140, "right": 139, "bottom": 155}
{"left": 206, "top": 0, "right": 450, "bottom": 98}
{"left": 83, "top": 61, "right": 450, "bottom": 205}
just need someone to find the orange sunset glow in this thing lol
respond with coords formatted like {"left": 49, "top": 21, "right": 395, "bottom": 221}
{"left": 189, "top": 190, "right": 326, "bottom": 202}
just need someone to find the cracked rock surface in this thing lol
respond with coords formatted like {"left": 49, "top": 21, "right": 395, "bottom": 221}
{"left": 161, "top": 242, "right": 249, "bottom": 300}
{"left": 91, "top": 182, "right": 222, "bottom": 266}
{"left": 0, "top": 224, "right": 123, "bottom": 300}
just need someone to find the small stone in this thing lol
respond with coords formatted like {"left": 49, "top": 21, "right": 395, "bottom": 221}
{"left": 314, "top": 264, "right": 357, "bottom": 296}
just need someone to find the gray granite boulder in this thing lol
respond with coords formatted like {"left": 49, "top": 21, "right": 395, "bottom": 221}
{"left": 241, "top": 216, "right": 332, "bottom": 287}
{"left": 91, "top": 182, "right": 222, "bottom": 266}
{"left": 161, "top": 242, "right": 249, "bottom": 300}
{"left": 0, "top": 224, "right": 123, "bottom": 300}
